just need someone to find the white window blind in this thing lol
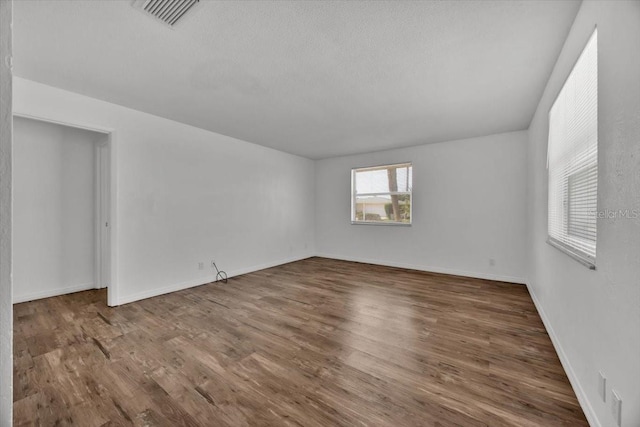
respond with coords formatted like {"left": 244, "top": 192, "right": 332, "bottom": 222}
{"left": 548, "top": 29, "right": 598, "bottom": 266}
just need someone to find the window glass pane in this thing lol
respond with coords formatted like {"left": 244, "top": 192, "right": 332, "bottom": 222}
{"left": 395, "top": 166, "right": 412, "bottom": 193}
{"left": 352, "top": 162, "right": 412, "bottom": 225}
{"left": 355, "top": 164, "right": 412, "bottom": 194}
{"left": 354, "top": 195, "right": 411, "bottom": 223}
{"left": 356, "top": 169, "right": 391, "bottom": 194}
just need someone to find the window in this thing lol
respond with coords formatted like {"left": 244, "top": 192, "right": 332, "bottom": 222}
{"left": 351, "top": 162, "right": 412, "bottom": 225}
{"left": 547, "top": 29, "right": 598, "bottom": 268}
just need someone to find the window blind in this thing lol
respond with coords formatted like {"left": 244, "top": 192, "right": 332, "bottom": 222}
{"left": 548, "top": 29, "right": 598, "bottom": 264}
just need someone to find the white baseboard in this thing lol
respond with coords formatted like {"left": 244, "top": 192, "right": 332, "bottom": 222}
{"left": 315, "top": 253, "right": 526, "bottom": 284}
{"left": 526, "top": 283, "right": 600, "bottom": 427}
{"left": 13, "top": 282, "right": 96, "bottom": 304}
{"left": 116, "top": 254, "right": 314, "bottom": 306}
{"left": 225, "top": 254, "right": 314, "bottom": 278}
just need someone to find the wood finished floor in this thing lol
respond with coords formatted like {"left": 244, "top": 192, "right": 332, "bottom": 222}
{"left": 13, "top": 257, "right": 587, "bottom": 426}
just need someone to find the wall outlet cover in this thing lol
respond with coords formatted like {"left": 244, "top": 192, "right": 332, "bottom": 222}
{"left": 611, "top": 389, "right": 622, "bottom": 427}
{"left": 598, "top": 371, "right": 606, "bottom": 402}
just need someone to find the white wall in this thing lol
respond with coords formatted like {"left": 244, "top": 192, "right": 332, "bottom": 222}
{"left": 316, "top": 131, "right": 528, "bottom": 283}
{"left": 0, "top": 0, "right": 13, "bottom": 423}
{"left": 13, "top": 117, "right": 100, "bottom": 303}
{"left": 526, "top": 2, "right": 640, "bottom": 426}
{"left": 14, "top": 77, "right": 316, "bottom": 306}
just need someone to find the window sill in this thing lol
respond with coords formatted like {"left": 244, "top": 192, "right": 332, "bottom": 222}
{"left": 351, "top": 221, "right": 411, "bottom": 227}
{"left": 546, "top": 237, "right": 596, "bottom": 270}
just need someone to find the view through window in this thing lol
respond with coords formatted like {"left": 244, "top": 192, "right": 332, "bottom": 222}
{"left": 351, "top": 163, "right": 412, "bottom": 225}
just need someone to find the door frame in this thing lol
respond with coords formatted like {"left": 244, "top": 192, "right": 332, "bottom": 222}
{"left": 12, "top": 113, "right": 119, "bottom": 306}
{"left": 94, "top": 137, "right": 110, "bottom": 292}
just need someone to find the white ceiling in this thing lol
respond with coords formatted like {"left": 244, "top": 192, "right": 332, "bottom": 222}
{"left": 13, "top": 0, "right": 580, "bottom": 159}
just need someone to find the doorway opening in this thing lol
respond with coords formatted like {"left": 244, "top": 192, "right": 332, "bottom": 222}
{"left": 12, "top": 115, "right": 115, "bottom": 306}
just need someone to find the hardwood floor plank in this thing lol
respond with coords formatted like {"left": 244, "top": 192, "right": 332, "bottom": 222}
{"left": 13, "top": 257, "right": 588, "bottom": 426}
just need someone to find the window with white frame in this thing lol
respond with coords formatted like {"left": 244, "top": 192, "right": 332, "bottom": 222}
{"left": 351, "top": 163, "right": 412, "bottom": 225}
{"left": 548, "top": 29, "right": 598, "bottom": 267}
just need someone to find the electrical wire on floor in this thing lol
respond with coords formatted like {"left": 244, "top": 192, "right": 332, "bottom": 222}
{"left": 212, "top": 262, "right": 228, "bottom": 283}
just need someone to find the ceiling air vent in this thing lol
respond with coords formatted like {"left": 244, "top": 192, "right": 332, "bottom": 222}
{"left": 133, "top": 0, "right": 200, "bottom": 28}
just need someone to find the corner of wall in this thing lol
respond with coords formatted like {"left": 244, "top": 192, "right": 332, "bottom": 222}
{"left": 0, "top": 0, "right": 13, "bottom": 424}
{"left": 525, "top": 281, "right": 601, "bottom": 427}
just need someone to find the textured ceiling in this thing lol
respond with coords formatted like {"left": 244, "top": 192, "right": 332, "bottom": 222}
{"left": 13, "top": 0, "right": 580, "bottom": 159}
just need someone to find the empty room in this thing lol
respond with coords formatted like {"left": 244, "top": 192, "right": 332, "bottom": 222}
{"left": 0, "top": 0, "right": 638, "bottom": 426}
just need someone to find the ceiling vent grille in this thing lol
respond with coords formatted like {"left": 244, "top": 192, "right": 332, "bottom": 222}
{"left": 133, "top": 0, "right": 200, "bottom": 27}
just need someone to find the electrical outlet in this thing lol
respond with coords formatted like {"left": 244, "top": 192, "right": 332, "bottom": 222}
{"left": 598, "top": 371, "right": 606, "bottom": 402}
{"left": 611, "top": 389, "right": 622, "bottom": 426}
{"left": 198, "top": 262, "right": 204, "bottom": 270}
{"left": 489, "top": 258, "right": 495, "bottom": 266}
